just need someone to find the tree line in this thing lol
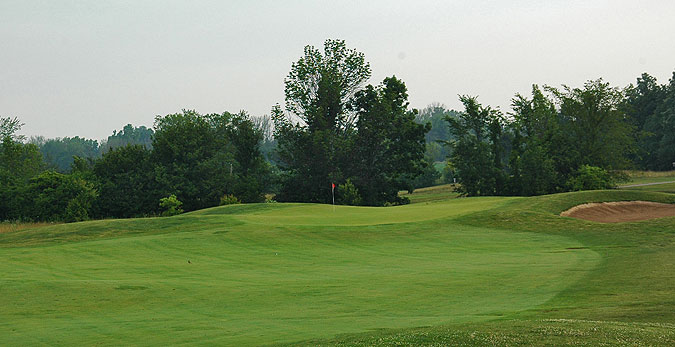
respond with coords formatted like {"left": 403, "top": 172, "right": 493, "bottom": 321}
{"left": 0, "top": 111, "right": 270, "bottom": 222}
{"left": 447, "top": 73, "right": 675, "bottom": 196}
{"left": 2, "top": 39, "right": 674, "bottom": 221}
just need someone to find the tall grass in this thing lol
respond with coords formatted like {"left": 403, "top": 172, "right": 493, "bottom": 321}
{"left": 0, "top": 222, "right": 57, "bottom": 234}
{"left": 623, "top": 170, "right": 675, "bottom": 178}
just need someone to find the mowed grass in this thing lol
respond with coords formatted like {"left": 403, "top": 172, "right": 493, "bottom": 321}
{"left": 1, "top": 188, "right": 674, "bottom": 345}
{"left": 621, "top": 182, "right": 675, "bottom": 194}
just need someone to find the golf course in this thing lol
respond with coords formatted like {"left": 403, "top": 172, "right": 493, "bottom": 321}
{"left": 1, "top": 188, "right": 674, "bottom": 345}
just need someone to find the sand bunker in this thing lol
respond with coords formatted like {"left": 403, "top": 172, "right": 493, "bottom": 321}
{"left": 560, "top": 201, "right": 675, "bottom": 223}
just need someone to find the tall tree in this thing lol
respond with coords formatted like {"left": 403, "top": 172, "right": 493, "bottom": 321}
{"left": 645, "top": 72, "right": 675, "bottom": 170}
{"left": 273, "top": 39, "right": 371, "bottom": 203}
{"left": 0, "top": 118, "right": 44, "bottom": 220}
{"left": 348, "top": 76, "right": 430, "bottom": 205}
{"left": 549, "top": 79, "right": 634, "bottom": 170}
{"left": 445, "top": 96, "right": 505, "bottom": 196}
{"left": 623, "top": 73, "right": 667, "bottom": 170}
{"left": 508, "top": 85, "right": 561, "bottom": 195}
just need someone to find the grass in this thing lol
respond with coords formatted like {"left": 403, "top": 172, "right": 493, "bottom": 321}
{"left": 0, "top": 188, "right": 674, "bottom": 345}
{"left": 399, "top": 184, "right": 460, "bottom": 203}
{"left": 621, "top": 170, "right": 675, "bottom": 185}
{"left": 0, "top": 221, "right": 58, "bottom": 234}
{"left": 621, "top": 182, "right": 675, "bottom": 194}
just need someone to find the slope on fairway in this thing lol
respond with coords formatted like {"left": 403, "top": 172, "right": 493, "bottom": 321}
{"left": 292, "top": 190, "right": 675, "bottom": 345}
{"left": 0, "top": 197, "right": 600, "bottom": 345}
{"left": 191, "top": 195, "right": 508, "bottom": 226}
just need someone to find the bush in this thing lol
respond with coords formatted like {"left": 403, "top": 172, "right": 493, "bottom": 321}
{"left": 220, "top": 194, "right": 241, "bottom": 205}
{"left": 337, "top": 179, "right": 362, "bottom": 206}
{"left": 24, "top": 171, "right": 97, "bottom": 222}
{"left": 159, "top": 194, "right": 184, "bottom": 216}
{"left": 567, "top": 165, "right": 616, "bottom": 191}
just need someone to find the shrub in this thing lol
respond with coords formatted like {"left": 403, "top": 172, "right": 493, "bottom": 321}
{"left": 567, "top": 165, "right": 616, "bottom": 191}
{"left": 159, "top": 194, "right": 184, "bottom": 216}
{"left": 337, "top": 179, "right": 362, "bottom": 206}
{"left": 220, "top": 194, "right": 241, "bottom": 205}
{"left": 24, "top": 171, "right": 97, "bottom": 222}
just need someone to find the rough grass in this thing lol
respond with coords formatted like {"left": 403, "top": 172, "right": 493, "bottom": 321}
{"left": 622, "top": 170, "right": 675, "bottom": 185}
{"left": 621, "top": 182, "right": 675, "bottom": 194}
{"left": 0, "top": 221, "right": 57, "bottom": 234}
{"left": 1, "top": 188, "right": 673, "bottom": 346}
{"left": 399, "top": 184, "right": 460, "bottom": 203}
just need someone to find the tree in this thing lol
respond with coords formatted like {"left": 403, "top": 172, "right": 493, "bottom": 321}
{"left": 347, "top": 76, "right": 430, "bottom": 205}
{"left": 273, "top": 39, "right": 371, "bottom": 203}
{"left": 445, "top": 96, "right": 505, "bottom": 196}
{"left": 414, "top": 104, "right": 459, "bottom": 162}
{"left": 549, "top": 79, "right": 634, "bottom": 170}
{"left": 152, "top": 110, "right": 235, "bottom": 211}
{"left": 0, "top": 119, "right": 44, "bottom": 220}
{"left": 643, "top": 71, "right": 675, "bottom": 170}
{"left": 0, "top": 116, "right": 25, "bottom": 141}
{"left": 101, "top": 124, "right": 154, "bottom": 152}
{"left": 152, "top": 110, "right": 268, "bottom": 210}
{"left": 37, "top": 136, "right": 101, "bottom": 172}
{"left": 228, "top": 112, "right": 270, "bottom": 203}
{"left": 93, "top": 145, "right": 161, "bottom": 218}
{"left": 507, "top": 85, "right": 561, "bottom": 195}
{"left": 24, "top": 171, "right": 97, "bottom": 222}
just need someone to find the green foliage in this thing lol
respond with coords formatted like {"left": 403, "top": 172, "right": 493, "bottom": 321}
{"left": 449, "top": 80, "right": 639, "bottom": 197}
{"left": 507, "top": 85, "right": 561, "bottom": 195}
{"left": 152, "top": 110, "right": 269, "bottom": 210}
{"left": 274, "top": 40, "right": 427, "bottom": 206}
{"left": 229, "top": 113, "right": 270, "bottom": 203}
{"left": 0, "top": 136, "right": 45, "bottom": 221}
{"left": 641, "top": 72, "right": 675, "bottom": 170}
{"left": 408, "top": 159, "right": 441, "bottom": 189}
{"left": 566, "top": 165, "right": 616, "bottom": 191}
{"left": 348, "top": 76, "right": 430, "bottom": 205}
{"left": 441, "top": 162, "right": 455, "bottom": 184}
{"left": 274, "top": 39, "right": 372, "bottom": 204}
{"left": 35, "top": 136, "right": 101, "bottom": 172}
{"left": 0, "top": 116, "right": 26, "bottom": 141}
{"left": 24, "top": 171, "right": 97, "bottom": 222}
{"left": 336, "top": 179, "right": 361, "bottom": 206}
{"left": 93, "top": 145, "right": 161, "bottom": 218}
{"left": 414, "top": 104, "right": 459, "bottom": 161}
{"left": 159, "top": 194, "right": 183, "bottom": 216}
{"left": 219, "top": 194, "right": 241, "bottom": 205}
{"left": 550, "top": 79, "right": 634, "bottom": 170}
{"left": 446, "top": 95, "right": 505, "bottom": 196}
{"left": 101, "top": 124, "right": 154, "bottom": 152}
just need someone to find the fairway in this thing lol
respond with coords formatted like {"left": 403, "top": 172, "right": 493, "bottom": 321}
{"left": 1, "top": 190, "right": 674, "bottom": 345}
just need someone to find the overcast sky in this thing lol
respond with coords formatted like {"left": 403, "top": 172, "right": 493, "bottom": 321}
{"left": 2, "top": 0, "right": 674, "bottom": 140}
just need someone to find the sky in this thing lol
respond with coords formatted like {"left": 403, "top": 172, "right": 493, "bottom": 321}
{"left": 2, "top": 0, "right": 674, "bottom": 141}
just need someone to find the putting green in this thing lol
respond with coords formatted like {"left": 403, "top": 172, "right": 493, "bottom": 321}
{"left": 0, "top": 197, "right": 599, "bottom": 345}
{"left": 193, "top": 196, "right": 513, "bottom": 226}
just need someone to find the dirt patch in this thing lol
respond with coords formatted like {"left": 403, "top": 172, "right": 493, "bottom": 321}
{"left": 560, "top": 201, "right": 675, "bottom": 223}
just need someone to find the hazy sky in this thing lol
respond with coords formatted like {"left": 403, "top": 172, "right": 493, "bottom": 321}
{"left": 2, "top": 0, "right": 674, "bottom": 140}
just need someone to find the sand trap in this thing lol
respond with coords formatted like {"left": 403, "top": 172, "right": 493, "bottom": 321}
{"left": 560, "top": 201, "right": 675, "bottom": 223}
